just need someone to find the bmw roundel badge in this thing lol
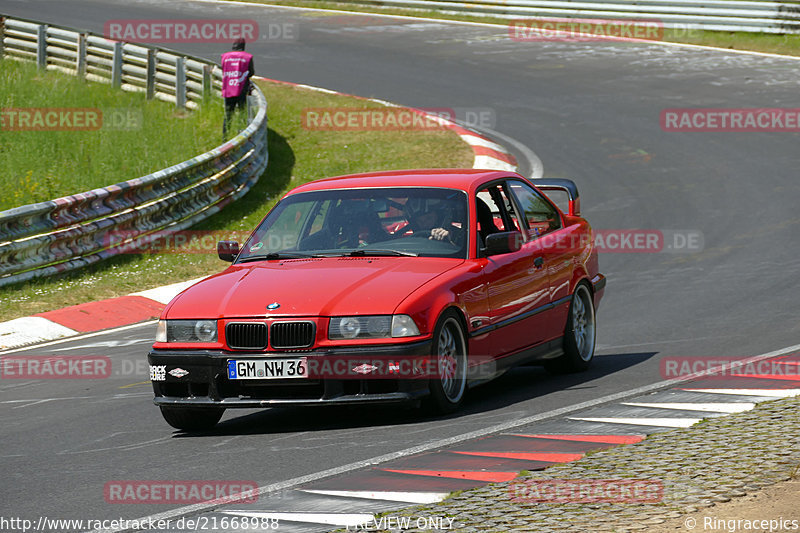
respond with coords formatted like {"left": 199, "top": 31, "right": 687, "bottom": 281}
{"left": 267, "top": 302, "right": 280, "bottom": 310}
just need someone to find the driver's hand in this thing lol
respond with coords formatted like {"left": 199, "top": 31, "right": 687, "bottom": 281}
{"left": 429, "top": 227, "right": 450, "bottom": 241}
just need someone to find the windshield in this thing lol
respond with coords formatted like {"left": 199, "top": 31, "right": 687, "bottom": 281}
{"left": 237, "top": 187, "right": 468, "bottom": 260}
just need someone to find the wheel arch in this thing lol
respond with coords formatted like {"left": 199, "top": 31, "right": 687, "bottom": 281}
{"left": 570, "top": 266, "right": 593, "bottom": 297}
{"left": 393, "top": 266, "right": 476, "bottom": 338}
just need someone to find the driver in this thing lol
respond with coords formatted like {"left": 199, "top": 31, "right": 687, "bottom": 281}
{"left": 409, "top": 198, "right": 465, "bottom": 246}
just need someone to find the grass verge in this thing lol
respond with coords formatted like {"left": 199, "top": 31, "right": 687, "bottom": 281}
{"left": 0, "top": 59, "right": 225, "bottom": 211}
{"left": 222, "top": 0, "right": 800, "bottom": 57}
{"left": 0, "top": 78, "right": 473, "bottom": 321}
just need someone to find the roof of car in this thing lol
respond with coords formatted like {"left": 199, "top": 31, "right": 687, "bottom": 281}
{"left": 286, "top": 169, "right": 521, "bottom": 195}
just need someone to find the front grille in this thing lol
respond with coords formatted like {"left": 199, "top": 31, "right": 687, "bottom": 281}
{"left": 271, "top": 321, "right": 315, "bottom": 349}
{"left": 226, "top": 322, "right": 267, "bottom": 350}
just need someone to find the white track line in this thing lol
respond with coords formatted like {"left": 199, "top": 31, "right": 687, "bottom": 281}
{"left": 569, "top": 417, "right": 702, "bottom": 428}
{"left": 473, "top": 155, "right": 517, "bottom": 171}
{"left": 459, "top": 134, "right": 508, "bottom": 152}
{"left": 0, "top": 317, "right": 78, "bottom": 350}
{"left": 218, "top": 511, "right": 373, "bottom": 527}
{"left": 299, "top": 489, "right": 449, "bottom": 504}
{"left": 680, "top": 388, "right": 800, "bottom": 398}
{"left": 620, "top": 402, "right": 755, "bottom": 413}
{"left": 0, "top": 321, "right": 157, "bottom": 355}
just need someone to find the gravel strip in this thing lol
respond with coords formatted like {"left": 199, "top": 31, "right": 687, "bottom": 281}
{"left": 361, "top": 395, "right": 800, "bottom": 532}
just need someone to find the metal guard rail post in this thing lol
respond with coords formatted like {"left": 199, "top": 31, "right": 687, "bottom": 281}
{"left": 0, "top": 15, "right": 269, "bottom": 287}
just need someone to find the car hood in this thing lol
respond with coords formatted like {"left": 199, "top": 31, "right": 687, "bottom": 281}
{"left": 164, "top": 256, "right": 462, "bottom": 318}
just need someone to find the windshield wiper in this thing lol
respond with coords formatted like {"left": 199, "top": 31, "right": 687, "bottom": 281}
{"left": 310, "top": 249, "right": 418, "bottom": 258}
{"left": 350, "top": 249, "right": 418, "bottom": 257}
{"left": 237, "top": 252, "right": 312, "bottom": 263}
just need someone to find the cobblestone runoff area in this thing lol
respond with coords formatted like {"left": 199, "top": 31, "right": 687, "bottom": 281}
{"left": 376, "top": 395, "right": 800, "bottom": 532}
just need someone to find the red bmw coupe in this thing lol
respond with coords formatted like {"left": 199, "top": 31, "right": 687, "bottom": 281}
{"left": 148, "top": 169, "right": 605, "bottom": 429}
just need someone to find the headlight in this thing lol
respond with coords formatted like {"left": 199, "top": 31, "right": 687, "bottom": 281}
{"left": 156, "top": 319, "right": 218, "bottom": 343}
{"left": 328, "top": 315, "right": 419, "bottom": 339}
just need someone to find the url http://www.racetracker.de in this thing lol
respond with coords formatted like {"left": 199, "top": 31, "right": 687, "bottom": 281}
{"left": 0, "top": 516, "right": 281, "bottom": 532}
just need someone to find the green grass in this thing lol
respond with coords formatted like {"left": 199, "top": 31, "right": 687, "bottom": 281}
{"left": 221, "top": 0, "right": 800, "bottom": 57}
{"left": 0, "top": 59, "right": 225, "bottom": 211}
{"left": 0, "top": 78, "right": 473, "bottom": 321}
{"left": 662, "top": 29, "right": 800, "bottom": 56}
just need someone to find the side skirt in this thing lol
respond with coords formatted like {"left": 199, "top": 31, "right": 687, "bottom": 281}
{"left": 467, "top": 336, "right": 564, "bottom": 388}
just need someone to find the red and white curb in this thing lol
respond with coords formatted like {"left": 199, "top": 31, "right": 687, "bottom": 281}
{"left": 0, "top": 278, "right": 203, "bottom": 350}
{"left": 1, "top": 79, "right": 517, "bottom": 352}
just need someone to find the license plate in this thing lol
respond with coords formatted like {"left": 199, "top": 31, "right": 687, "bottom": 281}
{"left": 227, "top": 358, "right": 308, "bottom": 380}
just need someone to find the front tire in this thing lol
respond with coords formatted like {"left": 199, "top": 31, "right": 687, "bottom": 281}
{"left": 546, "top": 283, "right": 596, "bottom": 374}
{"left": 159, "top": 406, "right": 224, "bottom": 431}
{"left": 424, "top": 310, "right": 468, "bottom": 414}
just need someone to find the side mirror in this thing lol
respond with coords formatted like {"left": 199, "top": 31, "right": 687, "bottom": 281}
{"left": 217, "top": 241, "right": 239, "bottom": 262}
{"left": 483, "top": 231, "right": 523, "bottom": 256}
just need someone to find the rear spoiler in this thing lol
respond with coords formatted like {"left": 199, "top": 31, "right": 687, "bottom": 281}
{"left": 534, "top": 178, "right": 580, "bottom": 216}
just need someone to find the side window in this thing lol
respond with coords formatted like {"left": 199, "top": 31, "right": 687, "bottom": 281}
{"left": 509, "top": 181, "right": 562, "bottom": 239}
{"left": 496, "top": 184, "right": 522, "bottom": 233}
{"left": 476, "top": 184, "right": 523, "bottom": 244}
{"left": 476, "top": 190, "right": 501, "bottom": 235}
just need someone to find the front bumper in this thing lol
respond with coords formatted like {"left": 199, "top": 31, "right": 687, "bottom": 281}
{"left": 148, "top": 339, "right": 433, "bottom": 408}
{"left": 591, "top": 273, "right": 606, "bottom": 309}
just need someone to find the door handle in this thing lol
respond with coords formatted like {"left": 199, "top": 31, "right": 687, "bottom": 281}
{"left": 533, "top": 257, "right": 544, "bottom": 269}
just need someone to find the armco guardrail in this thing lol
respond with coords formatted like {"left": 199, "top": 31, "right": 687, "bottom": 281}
{"left": 0, "top": 16, "right": 219, "bottom": 107}
{"left": 339, "top": 0, "right": 800, "bottom": 33}
{"left": 0, "top": 15, "right": 268, "bottom": 287}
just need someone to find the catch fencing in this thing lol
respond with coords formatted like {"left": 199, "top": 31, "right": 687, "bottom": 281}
{"left": 0, "top": 15, "right": 268, "bottom": 287}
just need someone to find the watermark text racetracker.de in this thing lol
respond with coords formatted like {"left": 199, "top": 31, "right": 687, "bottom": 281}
{"left": 660, "top": 356, "right": 800, "bottom": 379}
{"left": 300, "top": 106, "right": 496, "bottom": 130}
{"left": 105, "top": 230, "right": 252, "bottom": 254}
{"left": 508, "top": 17, "right": 701, "bottom": 42}
{"left": 508, "top": 478, "right": 663, "bottom": 503}
{"left": 510, "top": 17, "right": 663, "bottom": 41}
{"left": 1, "top": 356, "right": 111, "bottom": 379}
{"left": 537, "top": 229, "right": 703, "bottom": 254}
{"left": 104, "top": 18, "right": 297, "bottom": 43}
{"left": 182, "top": 354, "right": 502, "bottom": 382}
{"left": 104, "top": 229, "right": 703, "bottom": 255}
{"left": 661, "top": 108, "right": 800, "bottom": 132}
{"left": 104, "top": 480, "right": 258, "bottom": 504}
{"left": 0, "top": 107, "right": 143, "bottom": 131}
{"left": 1, "top": 356, "right": 177, "bottom": 380}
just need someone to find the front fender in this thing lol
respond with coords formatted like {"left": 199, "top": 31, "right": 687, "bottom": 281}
{"left": 393, "top": 261, "right": 485, "bottom": 338}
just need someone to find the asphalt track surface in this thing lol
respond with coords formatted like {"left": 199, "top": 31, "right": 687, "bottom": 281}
{"left": 1, "top": 0, "right": 799, "bottom": 527}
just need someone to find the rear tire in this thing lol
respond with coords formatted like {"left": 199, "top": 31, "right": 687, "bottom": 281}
{"left": 159, "top": 406, "right": 224, "bottom": 431}
{"left": 424, "top": 310, "right": 468, "bottom": 414}
{"left": 546, "top": 283, "right": 596, "bottom": 374}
